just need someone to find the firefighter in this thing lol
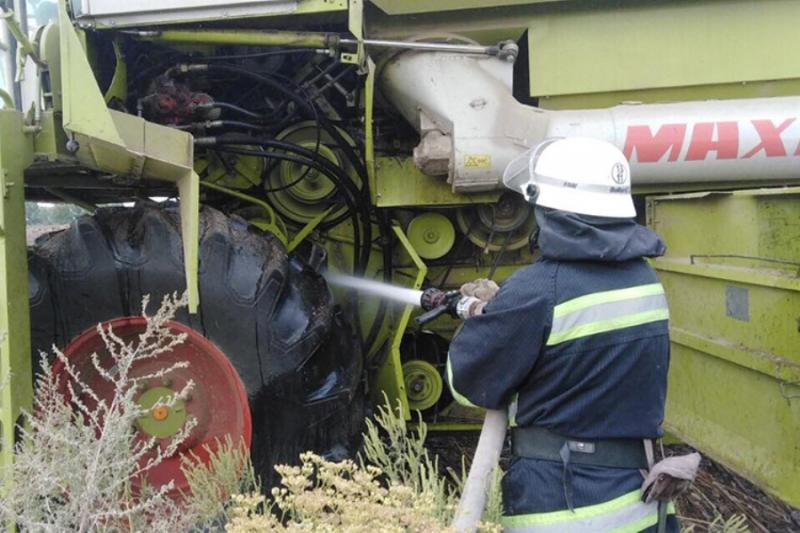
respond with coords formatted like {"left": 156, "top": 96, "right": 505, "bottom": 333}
{"left": 447, "top": 137, "right": 695, "bottom": 532}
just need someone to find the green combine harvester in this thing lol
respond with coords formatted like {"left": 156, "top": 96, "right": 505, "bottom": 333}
{"left": 0, "top": 0, "right": 797, "bottom": 510}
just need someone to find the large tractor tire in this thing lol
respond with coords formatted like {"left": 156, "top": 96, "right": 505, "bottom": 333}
{"left": 28, "top": 203, "right": 365, "bottom": 488}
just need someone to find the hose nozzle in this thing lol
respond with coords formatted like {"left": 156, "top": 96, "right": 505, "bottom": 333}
{"left": 416, "top": 288, "right": 461, "bottom": 325}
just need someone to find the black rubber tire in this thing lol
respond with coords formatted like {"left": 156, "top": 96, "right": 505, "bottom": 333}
{"left": 28, "top": 203, "right": 365, "bottom": 486}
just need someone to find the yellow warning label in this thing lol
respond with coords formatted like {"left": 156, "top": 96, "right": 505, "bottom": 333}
{"left": 464, "top": 154, "right": 492, "bottom": 168}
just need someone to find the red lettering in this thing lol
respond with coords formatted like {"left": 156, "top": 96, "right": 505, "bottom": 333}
{"left": 743, "top": 118, "right": 795, "bottom": 158}
{"left": 685, "top": 122, "right": 739, "bottom": 161}
{"left": 623, "top": 124, "right": 686, "bottom": 163}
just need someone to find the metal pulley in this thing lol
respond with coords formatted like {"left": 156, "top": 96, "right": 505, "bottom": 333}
{"left": 456, "top": 192, "right": 536, "bottom": 253}
{"left": 400, "top": 332, "right": 450, "bottom": 412}
{"left": 265, "top": 121, "right": 361, "bottom": 225}
{"left": 407, "top": 213, "right": 456, "bottom": 259}
{"left": 403, "top": 359, "right": 443, "bottom": 411}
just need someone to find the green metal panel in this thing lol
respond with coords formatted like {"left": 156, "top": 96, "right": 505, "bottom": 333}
{"left": 370, "top": 0, "right": 565, "bottom": 15}
{"left": 32, "top": 111, "right": 64, "bottom": 156}
{"left": 647, "top": 188, "right": 800, "bottom": 508}
{"left": 58, "top": 1, "right": 123, "bottom": 147}
{"left": 374, "top": 224, "right": 427, "bottom": 420}
{"left": 374, "top": 157, "right": 499, "bottom": 207}
{"left": 528, "top": 0, "right": 800, "bottom": 99}
{"left": 57, "top": 0, "right": 200, "bottom": 312}
{"left": 0, "top": 111, "right": 34, "bottom": 504}
{"left": 346, "top": 0, "right": 366, "bottom": 65}
{"left": 539, "top": 79, "right": 800, "bottom": 111}
{"left": 367, "top": 6, "right": 527, "bottom": 45}
{"left": 103, "top": 41, "right": 127, "bottom": 104}
{"left": 38, "top": 24, "right": 63, "bottom": 112}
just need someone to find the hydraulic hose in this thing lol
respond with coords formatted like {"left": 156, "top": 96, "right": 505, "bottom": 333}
{"left": 180, "top": 63, "right": 369, "bottom": 186}
{"left": 212, "top": 135, "right": 366, "bottom": 225}
{"left": 175, "top": 119, "right": 268, "bottom": 131}
{"left": 202, "top": 101, "right": 265, "bottom": 120}
{"left": 179, "top": 61, "right": 389, "bottom": 356}
{"left": 208, "top": 136, "right": 370, "bottom": 273}
{"left": 210, "top": 145, "right": 363, "bottom": 271}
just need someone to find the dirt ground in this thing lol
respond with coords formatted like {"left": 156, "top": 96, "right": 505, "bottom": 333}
{"left": 425, "top": 433, "right": 800, "bottom": 532}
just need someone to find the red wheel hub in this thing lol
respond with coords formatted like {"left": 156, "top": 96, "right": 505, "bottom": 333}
{"left": 53, "top": 317, "right": 252, "bottom": 497}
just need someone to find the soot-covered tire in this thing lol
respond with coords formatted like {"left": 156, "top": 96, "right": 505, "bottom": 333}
{"left": 28, "top": 203, "right": 365, "bottom": 486}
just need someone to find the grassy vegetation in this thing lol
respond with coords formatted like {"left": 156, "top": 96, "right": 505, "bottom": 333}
{"left": 219, "top": 397, "right": 502, "bottom": 532}
{"left": 0, "top": 293, "right": 501, "bottom": 532}
{"left": 1, "top": 292, "right": 753, "bottom": 532}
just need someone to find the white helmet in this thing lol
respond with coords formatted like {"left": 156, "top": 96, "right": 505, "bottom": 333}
{"left": 503, "top": 137, "right": 636, "bottom": 218}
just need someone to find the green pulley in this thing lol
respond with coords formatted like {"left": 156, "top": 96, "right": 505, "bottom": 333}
{"left": 407, "top": 213, "right": 456, "bottom": 260}
{"left": 456, "top": 191, "right": 536, "bottom": 252}
{"left": 264, "top": 121, "right": 361, "bottom": 225}
{"left": 280, "top": 142, "right": 339, "bottom": 203}
{"left": 403, "top": 360, "right": 444, "bottom": 411}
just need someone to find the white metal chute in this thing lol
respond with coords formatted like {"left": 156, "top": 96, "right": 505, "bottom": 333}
{"left": 549, "top": 97, "right": 800, "bottom": 184}
{"left": 380, "top": 50, "right": 800, "bottom": 191}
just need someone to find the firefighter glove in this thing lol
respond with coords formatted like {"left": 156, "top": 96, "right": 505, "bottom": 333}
{"left": 456, "top": 296, "right": 487, "bottom": 319}
{"left": 641, "top": 452, "right": 701, "bottom": 503}
{"left": 460, "top": 279, "right": 500, "bottom": 302}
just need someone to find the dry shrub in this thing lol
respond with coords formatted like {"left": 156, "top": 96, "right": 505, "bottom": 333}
{"left": 181, "top": 435, "right": 259, "bottom": 528}
{"left": 224, "top": 395, "right": 502, "bottom": 533}
{"left": 0, "top": 292, "right": 236, "bottom": 532}
{"left": 0, "top": 291, "right": 502, "bottom": 532}
{"left": 225, "top": 452, "right": 446, "bottom": 532}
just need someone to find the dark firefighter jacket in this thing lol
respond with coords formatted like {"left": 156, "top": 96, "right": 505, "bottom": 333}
{"left": 447, "top": 207, "right": 678, "bottom": 533}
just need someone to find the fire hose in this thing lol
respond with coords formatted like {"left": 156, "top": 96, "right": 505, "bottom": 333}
{"left": 452, "top": 408, "right": 507, "bottom": 532}
{"left": 416, "top": 287, "right": 505, "bottom": 532}
{"left": 324, "top": 275, "right": 506, "bottom": 531}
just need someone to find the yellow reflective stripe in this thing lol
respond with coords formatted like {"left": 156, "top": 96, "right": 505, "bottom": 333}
{"left": 502, "top": 490, "right": 642, "bottom": 528}
{"left": 546, "top": 308, "right": 669, "bottom": 346}
{"left": 553, "top": 283, "right": 664, "bottom": 318}
{"left": 446, "top": 357, "right": 478, "bottom": 409}
{"left": 611, "top": 511, "right": 658, "bottom": 533}
{"left": 612, "top": 502, "right": 676, "bottom": 533}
